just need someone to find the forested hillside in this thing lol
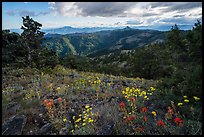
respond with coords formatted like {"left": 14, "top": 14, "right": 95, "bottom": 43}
{"left": 42, "top": 28, "right": 166, "bottom": 57}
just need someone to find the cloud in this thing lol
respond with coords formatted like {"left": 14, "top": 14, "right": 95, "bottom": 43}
{"left": 126, "top": 20, "right": 143, "bottom": 25}
{"left": 150, "top": 2, "right": 202, "bottom": 12}
{"left": 5, "top": 10, "right": 16, "bottom": 16}
{"left": 19, "top": 10, "right": 36, "bottom": 17}
{"left": 49, "top": 2, "right": 138, "bottom": 17}
{"left": 5, "top": 10, "right": 50, "bottom": 17}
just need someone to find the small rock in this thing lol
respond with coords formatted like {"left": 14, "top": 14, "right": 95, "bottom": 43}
{"left": 2, "top": 115, "right": 26, "bottom": 135}
{"left": 7, "top": 102, "right": 20, "bottom": 115}
{"left": 38, "top": 123, "right": 52, "bottom": 135}
{"left": 97, "top": 121, "right": 115, "bottom": 135}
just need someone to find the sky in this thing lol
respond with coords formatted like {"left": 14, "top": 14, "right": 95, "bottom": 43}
{"left": 2, "top": 2, "right": 202, "bottom": 30}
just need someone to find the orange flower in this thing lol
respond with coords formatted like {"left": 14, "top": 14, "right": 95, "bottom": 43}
{"left": 143, "top": 116, "right": 147, "bottom": 122}
{"left": 130, "top": 97, "right": 135, "bottom": 102}
{"left": 58, "top": 98, "right": 63, "bottom": 102}
{"left": 157, "top": 119, "right": 165, "bottom": 126}
{"left": 43, "top": 99, "right": 48, "bottom": 105}
{"left": 49, "top": 99, "right": 54, "bottom": 105}
{"left": 120, "top": 102, "right": 125, "bottom": 107}
{"left": 174, "top": 117, "right": 183, "bottom": 126}
{"left": 141, "top": 107, "right": 147, "bottom": 113}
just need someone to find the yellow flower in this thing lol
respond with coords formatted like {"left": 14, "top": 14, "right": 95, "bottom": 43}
{"left": 49, "top": 83, "right": 53, "bottom": 88}
{"left": 72, "top": 116, "right": 75, "bottom": 119}
{"left": 56, "top": 87, "right": 60, "bottom": 91}
{"left": 177, "top": 103, "right": 183, "bottom": 106}
{"left": 183, "top": 95, "right": 187, "bottom": 98}
{"left": 89, "top": 119, "right": 94, "bottom": 123}
{"left": 193, "top": 96, "right": 200, "bottom": 101}
{"left": 144, "top": 96, "right": 147, "bottom": 99}
{"left": 152, "top": 111, "right": 156, "bottom": 116}
{"left": 79, "top": 114, "right": 82, "bottom": 117}
{"left": 75, "top": 118, "right": 82, "bottom": 123}
{"left": 126, "top": 87, "right": 129, "bottom": 92}
{"left": 150, "top": 87, "right": 156, "bottom": 91}
{"left": 63, "top": 118, "right": 67, "bottom": 122}
{"left": 184, "top": 99, "right": 189, "bottom": 103}
{"left": 74, "top": 124, "right": 78, "bottom": 128}
{"left": 82, "top": 123, "right": 86, "bottom": 126}
{"left": 85, "top": 105, "right": 90, "bottom": 109}
{"left": 71, "top": 129, "right": 74, "bottom": 133}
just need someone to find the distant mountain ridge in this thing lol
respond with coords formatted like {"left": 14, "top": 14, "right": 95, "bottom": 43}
{"left": 42, "top": 27, "right": 167, "bottom": 58}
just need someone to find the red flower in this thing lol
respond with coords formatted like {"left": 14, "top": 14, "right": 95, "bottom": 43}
{"left": 143, "top": 116, "right": 147, "bottom": 122}
{"left": 141, "top": 107, "right": 147, "bottom": 113}
{"left": 130, "top": 97, "right": 135, "bottom": 102}
{"left": 58, "top": 97, "right": 63, "bottom": 102}
{"left": 120, "top": 102, "right": 125, "bottom": 107}
{"left": 174, "top": 118, "right": 183, "bottom": 126}
{"left": 127, "top": 117, "right": 131, "bottom": 122}
{"left": 131, "top": 115, "right": 136, "bottom": 119}
{"left": 136, "top": 126, "right": 144, "bottom": 132}
{"left": 157, "top": 119, "right": 165, "bottom": 126}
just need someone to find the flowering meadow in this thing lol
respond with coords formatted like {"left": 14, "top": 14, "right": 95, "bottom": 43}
{"left": 2, "top": 65, "right": 202, "bottom": 135}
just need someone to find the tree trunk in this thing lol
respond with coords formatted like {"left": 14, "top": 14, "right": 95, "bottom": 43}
{"left": 27, "top": 46, "right": 31, "bottom": 67}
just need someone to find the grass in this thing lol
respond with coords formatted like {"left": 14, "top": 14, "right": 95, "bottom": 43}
{"left": 2, "top": 65, "right": 202, "bottom": 135}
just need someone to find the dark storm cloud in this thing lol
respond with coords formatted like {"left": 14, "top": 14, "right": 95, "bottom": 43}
{"left": 74, "top": 2, "right": 137, "bottom": 17}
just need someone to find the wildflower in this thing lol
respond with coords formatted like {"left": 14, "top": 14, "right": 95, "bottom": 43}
{"left": 75, "top": 118, "right": 82, "bottom": 123}
{"left": 193, "top": 96, "right": 200, "bottom": 101}
{"left": 82, "top": 123, "right": 86, "bottom": 126}
{"left": 183, "top": 95, "right": 187, "bottom": 98}
{"left": 71, "top": 129, "right": 74, "bottom": 133}
{"left": 144, "top": 96, "right": 147, "bottom": 99}
{"left": 130, "top": 97, "right": 135, "bottom": 102}
{"left": 177, "top": 103, "right": 183, "bottom": 106}
{"left": 49, "top": 83, "right": 53, "bottom": 88}
{"left": 43, "top": 99, "right": 48, "bottom": 105}
{"left": 152, "top": 111, "right": 156, "bottom": 116}
{"left": 167, "top": 106, "right": 174, "bottom": 115}
{"left": 56, "top": 87, "right": 60, "bottom": 91}
{"left": 141, "top": 107, "right": 147, "bottom": 113}
{"left": 58, "top": 97, "right": 63, "bottom": 102}
{"left": 127, "top": 117, "right": 131, "bottom": 122}
{"left": 63, "top": 118, "right": 67, "bottom": 122}
{"left": 85, "top": 105, "right": 90, "bottom": 109}
{"left": 143, "top": 116, "right": 147, "bottom": 122}
{"left": 89, "top": 119, "right": 94, "bottom": 123}
{"left": 157, "top": 119, "right": 165, "bottom": 126}
{"left": 150, "top": 86, "right": 156, "bottom": 91}
{"left": 120, "top": 102, "right": 125, "bottom": 107}
{"left": 72, "top": 116, "right": 75, "bottom": 119}
{"left": 184, "top": 99, "right": 189, "bottom": 103}
{"left": 126, "top": 87, "right": 129, "bottom": 91}
{"left": 130, "top": 115, "right": 136, "bottom": 120}
{"left": 174, "top": 117, "right": 183, "bottom": 126}
{"left": 136, "top": 126, "right": 144, "bottom": 132}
